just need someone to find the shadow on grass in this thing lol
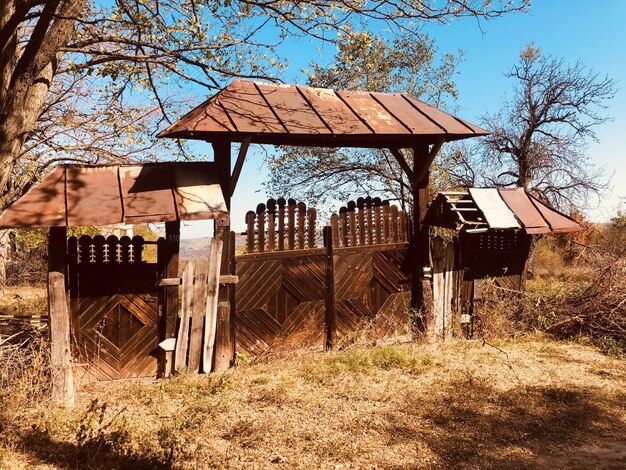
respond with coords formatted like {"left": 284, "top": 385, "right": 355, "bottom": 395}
{"left": 385, "top": 379, "right": 626, "bottom": 469}
{"left": 18, "top": 428, "right": 169, "bottom": 470}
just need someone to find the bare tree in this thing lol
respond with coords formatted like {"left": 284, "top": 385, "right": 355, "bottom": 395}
{"left": 474, "top": 44, "right": 616, "bottom": 209}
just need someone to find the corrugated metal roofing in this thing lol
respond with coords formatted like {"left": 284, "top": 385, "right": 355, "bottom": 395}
{"left": 0, "top": 162, "right": 227, "bottom": 228}
{"left": 428, "top": 188, "right": 583, "bottom": 234}
{"left": 157, "top": 80, "right": 488, "bottom": 147}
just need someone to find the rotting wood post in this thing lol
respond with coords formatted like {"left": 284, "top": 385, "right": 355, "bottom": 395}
{"left": 203, "top": 238, "right": 223, "bottom": 373}
{"left": 214, "top": 302, "right": 231, "bottom": 371}
{"left": 213, "top": 141, "right": 236, "bottom": 367}
{"left": 162, "top": 221, "right": 180, "bottom": 377}
{"left": 48, "top": 226, "right": 74, "bottom": 407}
{"left": 323, "top": 226, "right": 336, "bottom": 350}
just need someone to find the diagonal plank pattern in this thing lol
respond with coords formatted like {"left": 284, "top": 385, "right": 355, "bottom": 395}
{"left": 236, "top": 244, "right": 411, "bottom": 356}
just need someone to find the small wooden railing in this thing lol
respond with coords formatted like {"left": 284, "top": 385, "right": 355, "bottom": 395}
{"left": 244, "top": 197, "right": 408, "bottom": 254}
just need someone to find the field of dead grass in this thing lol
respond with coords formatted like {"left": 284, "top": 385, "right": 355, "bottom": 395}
{"left": 1, "top": 336, "right": 625, "bottom": 470}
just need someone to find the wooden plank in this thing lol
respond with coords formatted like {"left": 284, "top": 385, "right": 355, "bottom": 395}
{"left": 188, "top": 257, "right": 208, "bottom": 373}
{"left": 432, "top": 236, "right": 445, "bottom": 338}
{"left": 202, "top": 239, "right": 223, "bottom": 373}
{"left": 348, "top": 201, "right": 357, "bottom": 247}
{"left": 365, "top": 197, "right": 374, "bottom": 245}
{"left": 256, "top": 203, "right": 266, "bottom": 253}
{"left": 278, "top": 198, "right": 286, "bottom": 251}
{"left": 339, "top": 207, "right": 349, "bottom": 247}
{"left": 48, "top": 226, "right": 74, "bottom": 407}
{"left": 213, "top": 302, "right": 231, "bottom": 371}
{"left": 307, "top": 207, "right": 317, "bottom": 248}
{"left": 330, "top": 213, "right": 339, "bottom": 248}
{"left": 390, "top": 205, "right": 399, "bottom": 242}
{"left": 175, "top": 262, "right": 194, "bottom": 371}
{"left": 297, "top": 202, "right": 306, "bottom": 249}
{"left": 324, "top": 226, "right": 336, "bottom": 350}
{"left": 246, "top": 211, "right": 255, "bottom": 253}
{"left": 357, "top": 198, "right": 366, "bottom": 246}
{"left": 267, "top": 199, "right": 276, "bottom": 252}
{"left": 382, "top": 202, "right": 391, "bottom": 243}
{"left": 443, "top": 241, "right": 455, "bottom": 339}
{"left": 287, "top": 200, "right": 296, "bottom": 250}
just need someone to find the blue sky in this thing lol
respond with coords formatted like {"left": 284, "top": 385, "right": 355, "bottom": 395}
{"left": 181, "top": 1, "right": 626, "bottom": 237}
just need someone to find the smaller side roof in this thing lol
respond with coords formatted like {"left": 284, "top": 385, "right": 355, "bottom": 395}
{"left": 427, "top": 188, "right": 583, "bottom": 234}
{"left": 0, "top": 162, "right": 227, "bottom": 228}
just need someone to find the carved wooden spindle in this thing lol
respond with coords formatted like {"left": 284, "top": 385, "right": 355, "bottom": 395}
{"left": 297, "top": 202, "right": 306, "bottom": 249}
{"left": 287, "top": 198, "right": 296, "bottom": 250}
{"left": 373, "top": 198, "right": 382, "bottom": 244}
{"left": 106, "top": 235, "right": 118, "bottom": 264}
{"left": 93, "top": 235, "right": 106, "bottom": 264}
{"left": 382, "top": 201, "right": 391, "bottom": 243}
{"left": 119, "top": 236, "right": 132, "bottom": 264}
{"left": 365, "top": 196, "right": 374, "bottom": 245}
{"left": 307, "top": 207, "right": 317, "bottom": 248}
{"left": 357, "top": 197, "right": 366, "bottom": 246}
{"left": 131, "top": 236, "right": 144, "bottom": 263}
{"left": 277, "top": 197, "right": 286, "bottom": 251}
{"left": 347, "top": 200, "right": 357, "bottom": 247}
{"left": 256, "top": 203, "right": 266, "bottom": 253}
{"left": 399, "top": 210, "right": 407, "bottom": 242}
{"left": 390, "top": 205, "right": 399, "bottom": 242}
{"left": 267, "top": 199, "right": 277, "bottom": 252}
{"left": 339, "top": 207, "right": 349, "bottom": 248}
{"left": 330, "top": 213, "right": 340, "bottom": 248}
{"left": 245, "top": 211, "right": 256, "bottom": 253}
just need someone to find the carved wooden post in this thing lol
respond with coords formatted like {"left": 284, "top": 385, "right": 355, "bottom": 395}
{"left": 162, "top": 221, "right": 180, "bottom": 377}
{"left": 48, "top": 226, "right": 74, "bottom": 406}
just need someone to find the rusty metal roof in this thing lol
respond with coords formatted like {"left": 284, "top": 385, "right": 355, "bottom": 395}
{"left": 0, "top": 162, "right": 227, "bottom": 228}
{"left": 157, "top": 80, "right": 488, "bottom": 147}
{"left": 427, "top": 188, "right": 583, "bottom": 234}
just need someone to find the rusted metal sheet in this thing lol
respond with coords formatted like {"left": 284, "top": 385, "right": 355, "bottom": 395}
{"left": 0, "top": 166, "right": 66, "bottom": 227}
{"left": 527, "top": 193, "right": 582, "bottom": 233}
{"left": 372, "top": 92, "right": 444, "bottom": 135}
{"left": 173, "top": 163, "right": 227, "bottom": 220}
{"left": 469, "top": 188, "right": 520, "bottom": 230}
{"left": 255, "top": 82, "right": 330, "bottom": 134}
{"left": 0, "top": 163, "right": 227, "bottom": 228}
{"left": 67, "top": 166, "right": 123, "bottom": 226}
{"left": 120, "top": 165, "right": 178, "bottom": 224}
{"left": 498, "top": 188, "right": 549, "bottom": 234}
{"left": 157, "top": 80, "right": 488, "bottom": 145}
{"left": 427, "top": 187, "right": 582, "bottom": 235}
{"left": 296, "top": 86, "right": 370, "bottom": 135}
{"left": 336, "top": 90, "right": 409, "bottom": 134}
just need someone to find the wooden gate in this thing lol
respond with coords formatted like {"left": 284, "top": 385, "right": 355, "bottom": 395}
{"left": 68, "top": 235, "right": 164, "bottom": 381}
{"left": 236, "top": 198, "right": 412, "bottom": 356}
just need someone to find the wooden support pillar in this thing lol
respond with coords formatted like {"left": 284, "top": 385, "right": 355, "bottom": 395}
{"left": 47, "top": 226, "right": 74, "bottom": 406}
{"left": 410, "top": 143, "right": 433, "bottom": 333}
{"left": 162, "top": 221, "right": 180, "bottom": 377}
{"left": 323, "top": 226, "right": 336, "bottom": 350}
{"left": 213, "top": 141, "right": 236, "bottom": 366}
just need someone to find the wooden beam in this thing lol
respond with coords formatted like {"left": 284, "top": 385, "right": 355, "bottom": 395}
{"left": 202, "top": 238, "right": 223, "bottom": 373}
{"left": 230, "top": 137, "right": 251, "bottom": 196}
{"left": 47, "top": 226, "right": 74, "bottom": 407}
{"left": 413, "top": 139, "right": 444, "bottom": 186}
{"left": 388, "top": 148, "right": 414, "bottom": 181}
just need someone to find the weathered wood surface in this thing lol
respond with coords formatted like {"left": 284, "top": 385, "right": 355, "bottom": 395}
{"left": 68, "top": 234, "right": 161, "bottom": 383}
{"left": 188, "top": 256, "right": 208, "bottom": 373}
{"left": 202, "top": 239, "right": 223, "bottom": 373}
{"left": 432, "top": 236, "right": 446, "bottom": 338}
{"left": 174, "top": 262, "right": 194, "bottom": 371}
{"left": 324, "top": 226, "right": 336, "bottom": 350}
{"left": 244, "top": 198, "right": 408, "bottom": 253}
{"left": 163, "top": 221, "right": 180, "bottom": 377}
{"left": 235, "top": 241, "right": 411, "bottom": 356}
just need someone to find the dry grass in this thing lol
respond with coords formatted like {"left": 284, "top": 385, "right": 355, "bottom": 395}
{"left": 1, "top": 337, "right": 625, "bottom": 470}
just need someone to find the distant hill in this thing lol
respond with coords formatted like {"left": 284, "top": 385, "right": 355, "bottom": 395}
{"left": 180, "top": 234, "right": 247, "bottom": 260}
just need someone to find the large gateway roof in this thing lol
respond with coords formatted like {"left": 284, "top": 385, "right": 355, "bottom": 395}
{"left": 158, "top": 80, "right": 488, "bottom": 147}
{"left": 0, "top": 162, "right": 227, "bottom": 228}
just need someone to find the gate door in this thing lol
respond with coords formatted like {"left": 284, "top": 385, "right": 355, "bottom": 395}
{"left": 68, "top": 235, "right": 163, "bottom": 381}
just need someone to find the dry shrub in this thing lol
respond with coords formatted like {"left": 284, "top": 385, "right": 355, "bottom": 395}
{"left": 0, "top": 327, "right": 50, "bottom": 446}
